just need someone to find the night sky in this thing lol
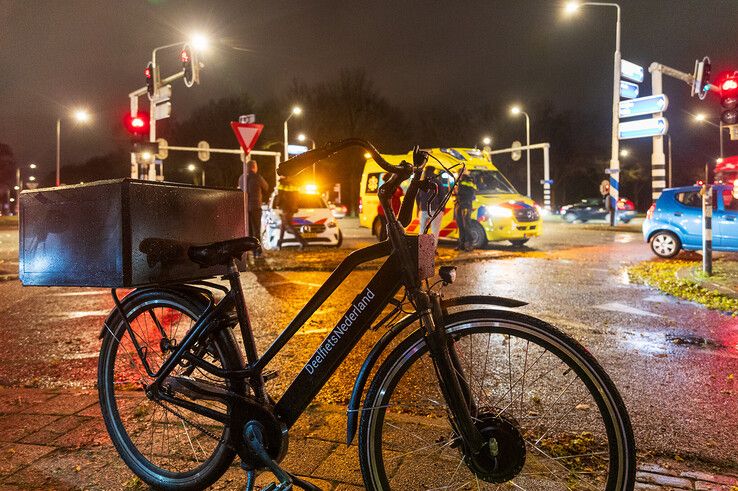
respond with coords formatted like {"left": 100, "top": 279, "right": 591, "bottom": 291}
{"left": 1, "top": 0, "right": 737, "bottom": 181}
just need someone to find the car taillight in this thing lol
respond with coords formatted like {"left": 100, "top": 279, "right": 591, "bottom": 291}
{"left": 646, "top": 203, "right": 656, "bottom": 220}
{"left": 358, "top": 197, "right": 362, "bottom": 213}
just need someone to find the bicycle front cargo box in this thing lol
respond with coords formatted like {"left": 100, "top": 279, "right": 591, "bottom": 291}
{"left": 19, "top": 179, "right": 247, "bottom": 287}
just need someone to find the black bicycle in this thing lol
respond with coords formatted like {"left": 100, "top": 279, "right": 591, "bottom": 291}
{"left": 98, "top": 139, "right": 636, "bottom": 490}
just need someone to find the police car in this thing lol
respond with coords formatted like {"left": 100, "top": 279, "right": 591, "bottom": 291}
{"left": 261, "top": 190, "right": 343, "bottom": 249}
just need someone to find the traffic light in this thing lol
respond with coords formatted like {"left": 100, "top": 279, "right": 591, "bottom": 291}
{"left": 692, "top": 56, "right": 711, "bottom": 100}
{"left": 181, "top": 44, "right": 200, "bottom": 88}
{"left": 719, "top": 71, "right": 738, "bottom": 126}
{"left": 124, "top": 112, "right": 149, "bottom": 136}
{"left": 145, "top": 62, "right": 155, "bottom": 99}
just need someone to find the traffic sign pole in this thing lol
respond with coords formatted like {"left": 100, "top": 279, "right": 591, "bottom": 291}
{"left": 608, "top": 6, "right": 622, "bottom": 227}
{"left": 650, "top": 68, "right": 667, "bottom": 201}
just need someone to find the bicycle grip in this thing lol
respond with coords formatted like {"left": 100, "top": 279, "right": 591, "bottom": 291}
{"left": 277, "top": 147, "right": 335, "bottom": 177}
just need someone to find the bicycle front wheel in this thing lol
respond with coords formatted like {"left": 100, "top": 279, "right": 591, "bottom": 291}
{"left": 98, "top": 289, "right": 245, "bottom": 491}
{"left": 359, "top": 309, "right": 635, "bottom": 490}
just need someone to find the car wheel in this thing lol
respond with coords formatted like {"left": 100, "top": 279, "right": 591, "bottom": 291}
{"left": 509, "top": 239, "right": 529, "bottom": 247}
{"left": 564, "top": 212, "right": 577, "bottom": 223}
{"left": 373, "top": 217, "right": 387, "bottom": 242}
{"left": 468, "top": 221, "right": 488, "bottom": 249}
{"left": 334, "top": 230, "right": 343, "bottom": 248}
{"left": 650, "top": 231, "right": 681, "bottom": 258}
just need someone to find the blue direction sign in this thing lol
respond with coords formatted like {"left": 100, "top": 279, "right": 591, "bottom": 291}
{"left": 621, "top": 59, "right": 645, "bottom": 83}
{"left": 618, "top": 117, "right": 669, "bottom": 140}
{"left": 619, "top": 94, "right": 669, "bottom": 118}
{"left": 619, "top": 81, "right": 639, "bottom": 99}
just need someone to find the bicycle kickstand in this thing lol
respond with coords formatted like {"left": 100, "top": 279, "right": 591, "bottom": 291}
{"left": 242, "top": 421, "right": 322, "bottom": 491}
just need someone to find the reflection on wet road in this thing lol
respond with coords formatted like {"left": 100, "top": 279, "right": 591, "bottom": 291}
{"left": 0, "top": 222, "right": 736, "bottom": 468}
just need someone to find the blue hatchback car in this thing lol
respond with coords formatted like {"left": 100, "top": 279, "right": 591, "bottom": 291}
{"left": 643, "top": 184, "right": 738, "bottom": 258}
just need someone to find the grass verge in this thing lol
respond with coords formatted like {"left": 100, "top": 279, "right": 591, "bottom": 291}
{"left": 628, "top": 259, "right": 738, "bottom": 314}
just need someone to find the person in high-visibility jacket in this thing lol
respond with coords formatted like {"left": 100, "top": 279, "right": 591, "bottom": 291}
{"left": 276, "top": 177, "right": 307, "bottom": 250}
{"left": 454, "top": 172, "right": 477, "bottom": 251}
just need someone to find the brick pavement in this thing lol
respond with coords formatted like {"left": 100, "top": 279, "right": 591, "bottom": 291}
{"left": 0, "top": 387, "right": 736, "bottom": 490}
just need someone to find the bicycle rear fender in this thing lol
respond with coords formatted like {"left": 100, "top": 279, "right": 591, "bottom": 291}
{"left": 345, "top": 294, "right": 527, "bottom": 445}
{"left": 97, "top": 285, "right": 213, "bottom": 339}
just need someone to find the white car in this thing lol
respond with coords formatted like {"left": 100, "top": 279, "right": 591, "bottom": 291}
{"left": 262, "top": 192, "right": 343, "bottom": 249}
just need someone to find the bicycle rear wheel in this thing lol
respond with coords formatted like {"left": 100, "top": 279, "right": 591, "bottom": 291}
{"left": 98, "top": 290, "right": 245, "bottom": 491}
{"left": 359, "top": 309, "right": 635, "bottom": 490}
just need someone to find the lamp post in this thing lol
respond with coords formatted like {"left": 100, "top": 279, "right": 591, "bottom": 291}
{"left": 56, "top": 109, "right": 91, "bottom": 187}
{"left": 510, "top": 106, "right": 531, "bottom": 197}
{"left": 283, "top": 106, "right": 302, "bottom": 162}
{"left": 694, "top": 113, "right": 725, "bottom": 159}
{"left": 13, "top": 163, "right": 37, "bottom": 214}
{"left": 297, "top": 133, "right": 316, "bottom": 180}
{"left": 566, "top": 1, "right": 622, "bottom": 226}
{"left": 187, "top": 163, "right": 205, "bottom": 186}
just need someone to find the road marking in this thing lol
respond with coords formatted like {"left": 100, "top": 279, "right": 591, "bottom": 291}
{"left": 53, "top": 290, "right": 109, "bottom": 297}
{"left": 63, "top": 310, "right": 110, "bottom": 319}
{"left": 643, "top": 295, "right": 672, "bottom": 303}
{"left": 595, "top": 302, "right": 662, "bottom": 317}
{"left": 63, "top": 352, "right": 100, "bottom": 360}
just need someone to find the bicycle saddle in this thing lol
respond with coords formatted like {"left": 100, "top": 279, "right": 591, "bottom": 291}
{"left": 188, "top": 237, "right": 261, "bottom": 267}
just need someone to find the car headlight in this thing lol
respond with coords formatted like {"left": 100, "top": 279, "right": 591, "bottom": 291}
{"left": 489, "top": 205, "right": 513, "bottom": 218}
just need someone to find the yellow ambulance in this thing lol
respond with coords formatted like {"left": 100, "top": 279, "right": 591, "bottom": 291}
{"left": 359, "top": 148, "right": 542, "bottom": 247}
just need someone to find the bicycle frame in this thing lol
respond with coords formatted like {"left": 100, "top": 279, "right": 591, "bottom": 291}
{"left": 129, "top": 238, "right": 407, "bottom": 429}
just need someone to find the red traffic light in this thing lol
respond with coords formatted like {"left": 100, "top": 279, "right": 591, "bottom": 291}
{"left": 722, "top": 78, "right": 738, "bottom": 92}
{"left": 124, "top": 112, "right": 149, "bottom": 135}
{"left": 180, "top": 48, "right": 190, "bottom": 64}
{"left": 145, "top": 61, "right": 155, "bottom": 99}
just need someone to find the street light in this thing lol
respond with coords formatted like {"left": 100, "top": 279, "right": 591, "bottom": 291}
{"left": 692, "top": 112, "right": 725, "bottom": 158}
{"left": 298, "top": 133, "right": 317, "bottom": 180}
{"left": 619, "top": 148, "right": 629, "bottom": 157}
{"left": 565, "top": 1, "right": 622, "bottom": 226}
{"left": 510, "top": 105, "right": 532, "bottom": 197}
{"left": 187, "top": 163, "right": 205, "bottom": 186}
{"left": 190, "top": 33, "right": 209, "bottom": 52}
{"left": 56, "top": 108, "right": 91, "bottom": 186}
{"left": 283, "top": 106, "right": 302, "bottom": 162}
{"left": 481, "top": 136, "right": 492, "bottom": 146}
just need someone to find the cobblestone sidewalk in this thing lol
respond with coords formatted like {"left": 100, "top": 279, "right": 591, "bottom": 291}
{"left": 0, "top": 387, "right": 736, "bottom": 490}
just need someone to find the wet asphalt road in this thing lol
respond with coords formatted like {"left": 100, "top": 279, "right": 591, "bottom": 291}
{"left": 0, "top": 219, "right": 737, "bottom": 471}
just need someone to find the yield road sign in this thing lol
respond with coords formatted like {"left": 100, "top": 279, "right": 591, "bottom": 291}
{"left": 230, "top": 122, "right": 264, "bottom": 155}
{"left": 619, "top": 94, "right": 669, "bottom": 118}
{"left": 197, "top": 141, "right": 210, "bottom": 162}
{"left": 511, "top": 140, "right": 522, "bottom": 161}
{"left": 619, "top": 81, "right": 639, "bottom": 99}
{"left": 621, "top": 59, "right": 644, "bottom": 83}
{"left": 618, "top": 117, "right": 669, "bottom": 140}
{"left": 156, "top": 138, "right": 168, "bottom": 159}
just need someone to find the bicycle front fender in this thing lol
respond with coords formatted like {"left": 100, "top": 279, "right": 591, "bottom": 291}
{"left": 345, "top": 294, "right": 527, "bottom": 445}
{"left": 97, "top": 285, "right": 213, "bottom": 339}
